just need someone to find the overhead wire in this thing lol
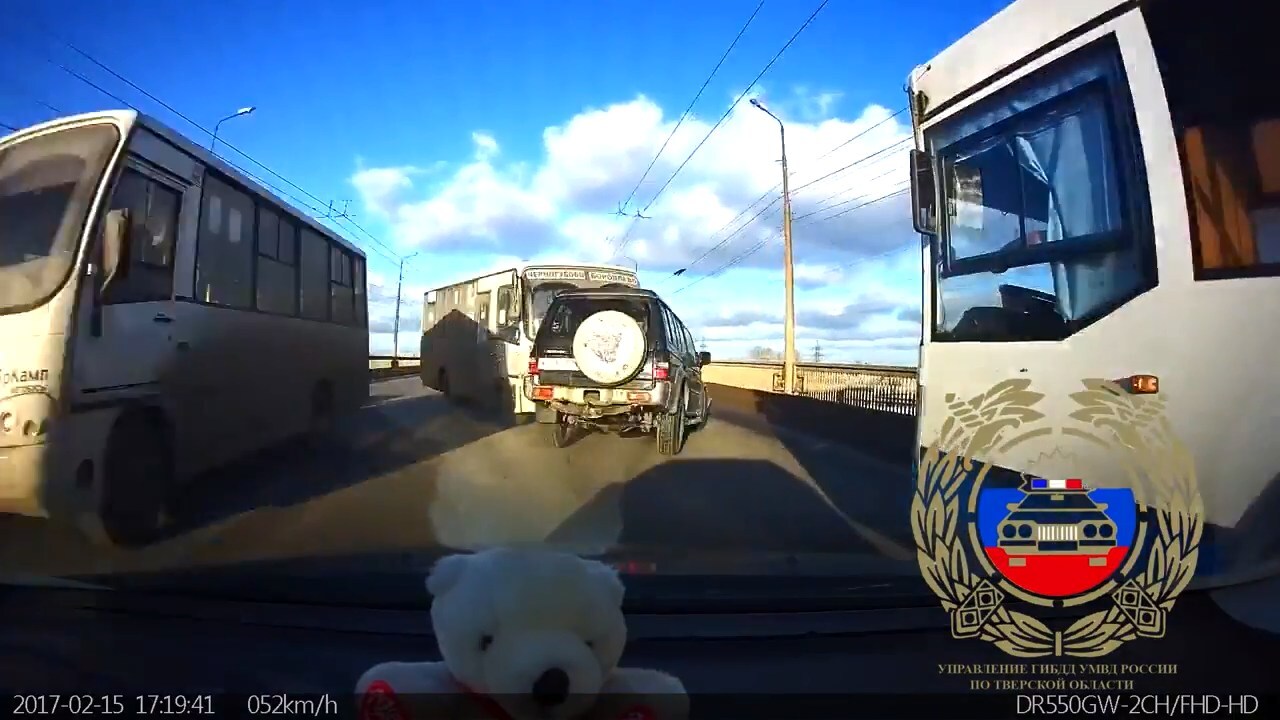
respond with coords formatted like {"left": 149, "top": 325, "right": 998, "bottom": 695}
{"left": 615, "top": 0, "right": 766, "bottom": 215}
{"left": 663, "top": 118, "right": 907, "bottom": 278}
{"left": 24, "top": 24, "right": 404, "bottom": 265}
{"left": 671, "top": 184, "right": 908, "bottom": 294}
{"left": 614, "top": 0, "right": 832, "bottom": 258}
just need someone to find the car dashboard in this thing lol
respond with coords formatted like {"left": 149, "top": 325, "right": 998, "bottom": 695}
{"left": 2, "top": 576, "right": 1278, "bottom": 718}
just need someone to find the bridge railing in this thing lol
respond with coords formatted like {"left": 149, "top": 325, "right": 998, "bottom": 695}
{"left": 366, "top": 356, "right": 920, "bottom": 414}
{"left": 369, "top": 355, "right": 420, "bottom": 378}
{"left": 701, "top": 360, "right": 919, "bottom": 416}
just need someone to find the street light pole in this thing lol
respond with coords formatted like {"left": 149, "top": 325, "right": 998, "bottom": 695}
{"left": 211, "top": 106, "right": 256, "bottom": 154}
{"left": 750, "top": 99, "right": 797, "bottom": 395}
{"left": 391, "top": 252, "right": 419, "bottom": 366}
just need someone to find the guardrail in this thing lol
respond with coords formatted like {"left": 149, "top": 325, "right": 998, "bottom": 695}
{"left": 702, "top": 360, "right": 919, "bottom": 416}
{"left": 369, "top": 355, "right": 420, "bottom": 379}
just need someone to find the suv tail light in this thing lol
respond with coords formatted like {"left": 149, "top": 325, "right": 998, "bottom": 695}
{"left": 528, "top": 359, "right": 539, "bottom": 378}
{"left": 652, "top": 361, "right": 669, "bottom": 381}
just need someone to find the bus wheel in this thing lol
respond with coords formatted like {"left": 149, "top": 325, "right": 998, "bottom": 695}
{"left": 100, "top": 411, "right": 172, "bottom": 547}
{"left": 307, "top": 381, "right": 336, "bottom": 444}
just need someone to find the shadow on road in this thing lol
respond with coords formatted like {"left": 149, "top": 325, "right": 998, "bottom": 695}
{"left": 161, "top": 383, "right": 518, "bottom": 541}
{"left": 702, "top": 385, "right": 917, "bottom": 552}
{"left": 547, "top": 458, "right": 884, "bottom": 555}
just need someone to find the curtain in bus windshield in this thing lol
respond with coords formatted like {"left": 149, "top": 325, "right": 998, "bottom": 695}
{"left": 1011, "top": 96, "right": 1137, "bottom": 320}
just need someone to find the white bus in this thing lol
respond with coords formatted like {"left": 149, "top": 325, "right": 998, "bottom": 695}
{"left": 420, "top": 264, "right": 639, "bottom": 416}
{"left": 0, "top": 110, "right": 369, "bottom": 546}
{"left": 907, "top": 0, "right": 1279, "bottom": 585}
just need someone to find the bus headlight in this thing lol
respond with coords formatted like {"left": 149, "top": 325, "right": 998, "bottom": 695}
{"left": 0, "top": 392, "right": 53, "bottom": 438}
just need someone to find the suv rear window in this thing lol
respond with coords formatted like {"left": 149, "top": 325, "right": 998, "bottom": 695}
{"left": 541, "top": 296, "right": 652, "bottom": 340}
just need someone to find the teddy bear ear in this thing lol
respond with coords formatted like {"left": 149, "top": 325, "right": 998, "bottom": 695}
{"left": 586, "top": 559, "right": 626, "bottom": 607}
{"left": 426, "top": 553, "right": 469, "bottom": 597}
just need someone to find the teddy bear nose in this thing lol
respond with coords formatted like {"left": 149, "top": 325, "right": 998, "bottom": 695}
{"left": 531, "top": 667, "right": 570, "bottom": 706}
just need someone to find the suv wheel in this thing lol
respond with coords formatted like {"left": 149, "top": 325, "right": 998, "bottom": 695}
{"left": 656, "top": 385, "right": 686, "bottom": 456}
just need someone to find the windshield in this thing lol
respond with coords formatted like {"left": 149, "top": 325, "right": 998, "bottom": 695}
{"left": 538, "top": 295, "right": 652, "bottom": 342}
{"left": 5, "top": 5, "right": 1274, "bottom": 642}
{"left": 0, "top": 123, "right": 120, "bottom": 313}
{"left": 927, "top": 45, "right": 1146, "bottom": 343}
{"left": 526, "top": 281, "right": 578, "bottom": 337}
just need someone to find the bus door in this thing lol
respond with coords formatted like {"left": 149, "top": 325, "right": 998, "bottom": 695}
{"left": 475, "top": 290, "right": 492, "bottom": 391}
{"left": 74, "top": 158, "right": 188, "bottom": 401}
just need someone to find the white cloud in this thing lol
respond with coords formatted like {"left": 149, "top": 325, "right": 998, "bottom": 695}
{"left": 471, "top": 131, "right": 499, "bottom": 159}
{"left": 352, "top": 86, "right": 921, "bottom": 364}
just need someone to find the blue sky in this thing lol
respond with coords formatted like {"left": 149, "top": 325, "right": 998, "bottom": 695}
{"left": 1, "top": 0, "right": 1012, "bottom": 366}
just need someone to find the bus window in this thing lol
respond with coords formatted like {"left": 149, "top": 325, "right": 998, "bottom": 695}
{"left": 354, "top": 256, "right": 366, "bottom": 327}
{"left": 496, "top": 285, "right": 518, "bottom": 329}
{"left": 927, "top": 39, "right": 1151, "bottom": 342}
{"left": 196, "top": 174, "right": 255, "bottom": 308}
{"left": 298, "top": 228, "right": 329, "bottom": 321}
{"left": 1148, "top": 0, "right": 1280, "bottom": 278}
{"left": 104, "top": 167, "right": 179, "bottom": 304}
{"left": 330, "top": 245, "right": 354, "bottom": 325}
{"left": 254, "top": 206, "right": 297, "bottom": 316}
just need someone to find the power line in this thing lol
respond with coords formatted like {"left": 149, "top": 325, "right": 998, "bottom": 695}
{"left": 616, "top": 0, "right": 765, "bottom": 214}
{"left": 672, "top": 185, "right": 906, "bottom": 293}
{"left": 616, "top": 0, "right": 832, "bottom": 258}
{"left": 666, "top": 121, "right": 909, "bottom": 274}
{"left": 814, "top": 106, "right": 906, "bottom": 161}
{"left": 681, "top": 198, "right": 781, "bottom": 275}
{"left": 27, "top": 25, "right": 403, "bottom": 264}
{"left": 29, "top": 47, "right": 403, "bottom": 267}
{"left": 0, "top": 73, "right": 63, "bottom": 115}
{"left": 790, "top": 136, "right": 910, "bottom": 195}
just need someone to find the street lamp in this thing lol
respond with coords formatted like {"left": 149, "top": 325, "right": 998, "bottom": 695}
{"left": 392, "top": 251, "right": 420, "bottom": 365}
{"left": 749, "top": 98, "right": 797, "bottom": 395}
{"left": 211, "top": 106, "right": 255, "bottom": 153}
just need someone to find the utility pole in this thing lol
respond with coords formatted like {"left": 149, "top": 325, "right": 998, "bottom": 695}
{"left": 391, "top": 251, "right": 419, "bottom": 366}
{"left": 813, "top": 339, "right": 823, "bottom": 363}
{"left": 750, "top": 98, "right": 797, "bottom": 394}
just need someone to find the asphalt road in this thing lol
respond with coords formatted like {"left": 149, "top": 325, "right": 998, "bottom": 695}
{"left": 0, "top": 377, "right": 916, "bottom": 578}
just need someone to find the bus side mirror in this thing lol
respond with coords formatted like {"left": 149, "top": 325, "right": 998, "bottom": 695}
{"left": 909, "top": 149, "right": 938, "bottom": 236}
{"left": 496, "top": 325, "right": 520, "bottom": 343}
{"left": 101, "top": 208, "right": 131, "bottom": 293}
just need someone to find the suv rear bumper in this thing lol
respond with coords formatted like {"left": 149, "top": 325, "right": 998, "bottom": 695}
{"left": 525, "top": 377, "right": 670, "bottom": 415}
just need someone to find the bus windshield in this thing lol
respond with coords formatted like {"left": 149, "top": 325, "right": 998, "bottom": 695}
{"left": 927, "top": 42, "right": 1148, "bottom": 343}
{"left": 527, "top": 281, "right": 577, "bottom": 337}
{"left": 0, "top": 123, "right": 120, "bottom": 314}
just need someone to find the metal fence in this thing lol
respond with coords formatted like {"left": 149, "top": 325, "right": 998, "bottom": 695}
{"left": 706, "top": 360, "right": 920, "bottom": 416}
{"left": 365, "top": 355, "right": 920, "bottom": 415}
{"left": 369, "top": 355, "right": 420, "bottom": 378}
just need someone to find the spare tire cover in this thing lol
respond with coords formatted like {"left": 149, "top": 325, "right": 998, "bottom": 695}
{"left": 572, "top": 310, "right": 647, "bottom": 385}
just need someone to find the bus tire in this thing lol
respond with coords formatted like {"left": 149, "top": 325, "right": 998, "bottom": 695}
{"left": 99, "top": 410, "right": 173, "bottom": 547}
{"left": 307, "top": 381, "right": 336, "bottom": 444}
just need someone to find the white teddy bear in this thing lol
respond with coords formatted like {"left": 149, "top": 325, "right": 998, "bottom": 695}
{"left": 355, "top": 547, "right": 689, "bottom": 720}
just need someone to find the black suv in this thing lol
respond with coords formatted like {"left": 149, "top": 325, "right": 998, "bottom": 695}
{"left": 526, "top": 287, "right": 711, "bottom": 455}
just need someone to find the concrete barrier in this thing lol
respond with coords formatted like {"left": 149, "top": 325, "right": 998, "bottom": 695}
{"left": 708, "top": 383, "right": 916, "bottom": 465}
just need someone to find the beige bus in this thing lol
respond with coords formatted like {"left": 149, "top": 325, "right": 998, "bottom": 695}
{"left": 0, "top": 110, "right": 369, "bottom": 546}
{"left": 420, "top": 264, "right": 639, "bottom": 416}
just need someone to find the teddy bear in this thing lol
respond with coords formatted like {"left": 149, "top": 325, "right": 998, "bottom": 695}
{"left": 355, "top": 547, "right": 689, "bottom": 720}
